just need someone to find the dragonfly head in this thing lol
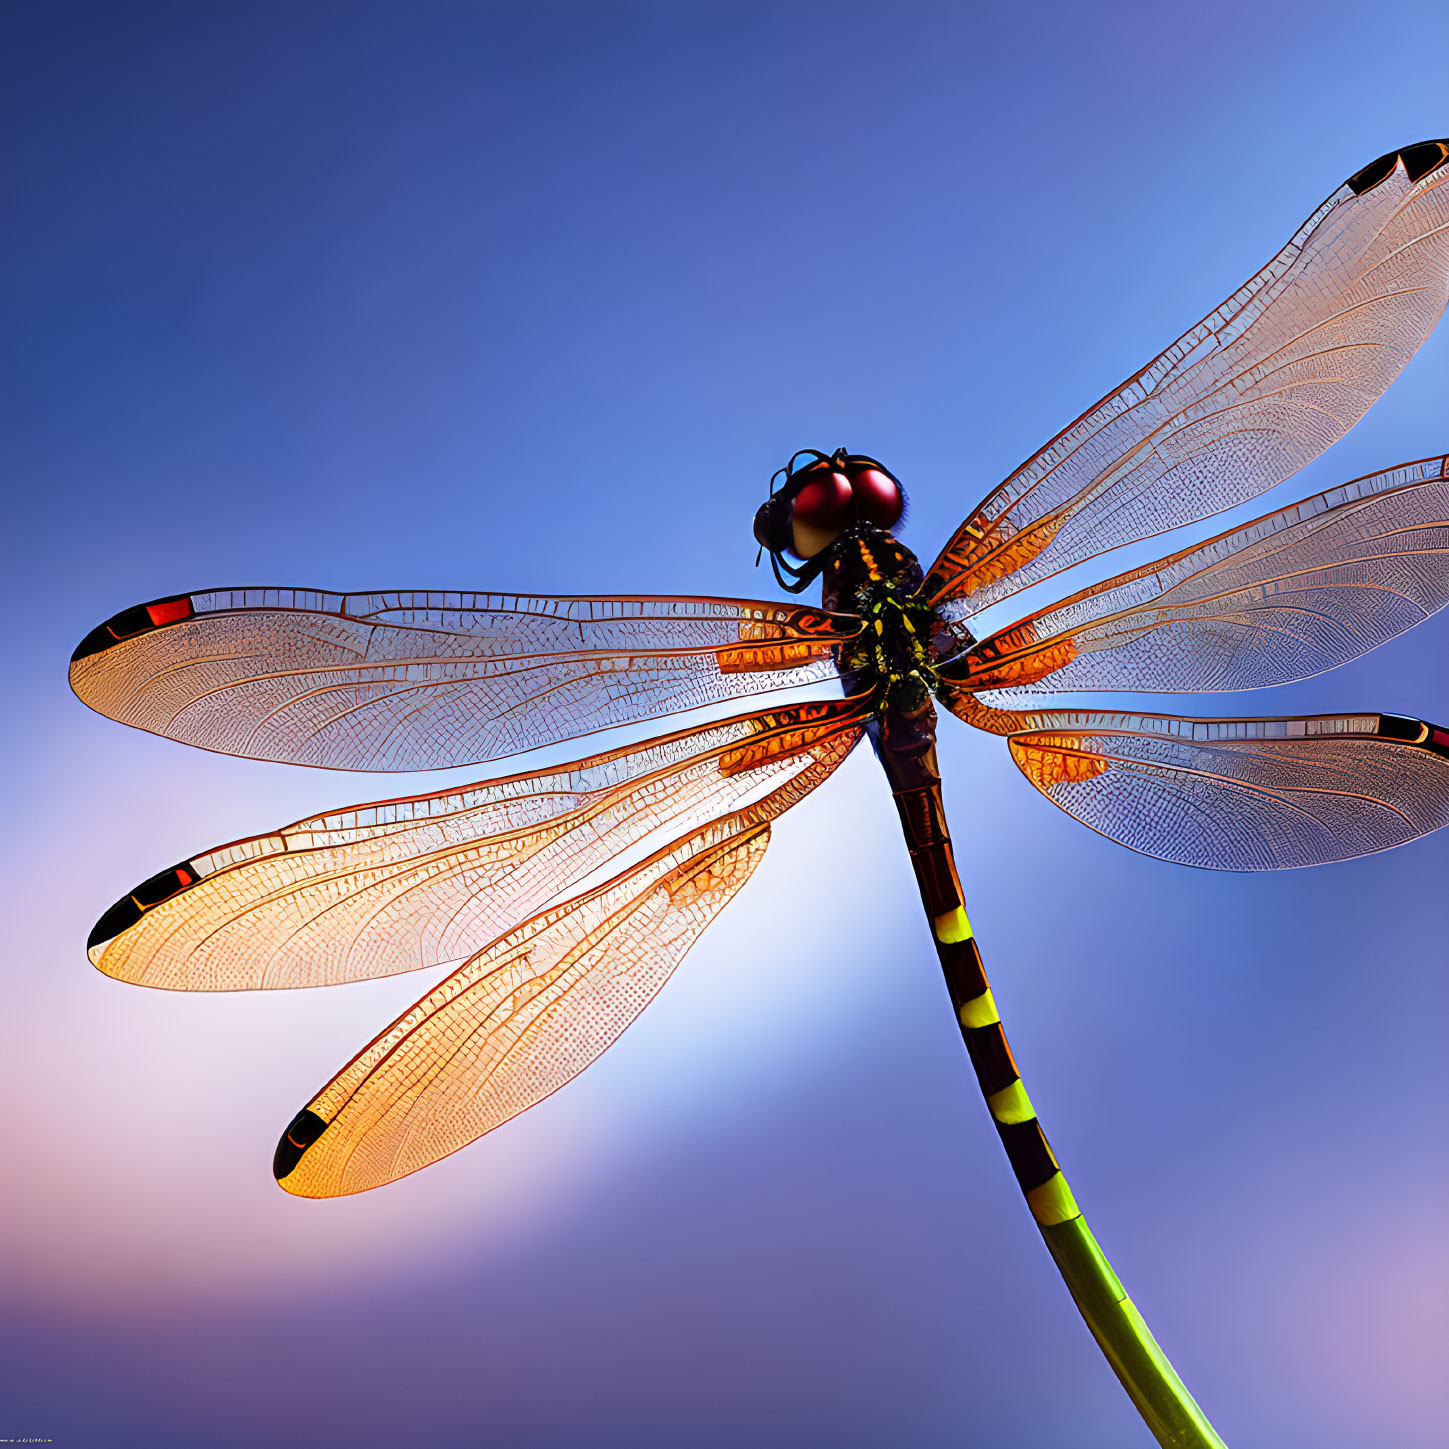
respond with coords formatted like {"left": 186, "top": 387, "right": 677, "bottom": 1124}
{"left": 754, "top": 448, "right": 907, "bottom": 590}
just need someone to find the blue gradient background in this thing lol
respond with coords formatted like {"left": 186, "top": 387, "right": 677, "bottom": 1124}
{"left": 3, "top": 4, "right": 1446, "bottom": 1446}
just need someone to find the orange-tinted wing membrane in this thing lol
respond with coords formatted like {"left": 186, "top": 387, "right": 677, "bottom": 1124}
{"left": 87, "top": 698, "right": 868, "bottom": 991}
{"left": 925, "top": 141, "right": 1449, "bottom": 618}
{"left": 990, "top": 706, "right": 1449, "bottom": 870}
{"left": 70, "top": 589, "right": 860, "bottom": 770}
{"left": 272, "top": 728, "right": 861, "bottom": 1196}
{"left": 940, "top": 456, "right": 1449, "bottom": 698}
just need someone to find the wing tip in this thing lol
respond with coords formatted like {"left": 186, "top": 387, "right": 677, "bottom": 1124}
{"left": 86, "top": 896, "right": 140, "bottom": 956}
{"left": 273, "top": 1108, "right": 329, "bottom": 1186}
{"left": 71, "top": 594, "right": 195, "bottom": 665}
{"left": 1347, "top": 139, "right": 1449, "bottom": 196}
{"left": 1379, "top": 712, "right": 1449, "bottom": 757}
{"left": 86, "top": 860, "right": 201, "bottom": 963}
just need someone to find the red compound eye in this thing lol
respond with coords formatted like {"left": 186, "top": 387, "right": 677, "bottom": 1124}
{"left": 792, "top": 468, "right": 854, "bottom": 527}
{"left": 850, "top": 467, "right": 904, "bottom": 529}
{"left": 788, "top": 468, "right": 854, "bottom": 557}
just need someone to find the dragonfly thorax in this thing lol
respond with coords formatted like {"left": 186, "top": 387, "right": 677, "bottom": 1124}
{"left": 821, "top": 525, "right": 947, "bottom": 712}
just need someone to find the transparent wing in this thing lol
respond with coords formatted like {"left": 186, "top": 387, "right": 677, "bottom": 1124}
{"left": 940, "top": 456, "right": 1449, "bottom": 697}
{"left": 70, "top": 588, "right": 860, "bottom": 771}
{"left": 989, "top": 706, "right": 1449, "bottom": 871}
{"left": 925, "top": 141, "right": 1449, "bottom": 618}
{"left": 87, "top": 698, "right": 868, "bottom": 991}
{"left": 271, "top": 729, "right": 860, "bottom": 1197}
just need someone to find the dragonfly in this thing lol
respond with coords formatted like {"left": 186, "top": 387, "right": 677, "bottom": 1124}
{"left": 71, "top": 141, "right": 1449, "bottom": 1449}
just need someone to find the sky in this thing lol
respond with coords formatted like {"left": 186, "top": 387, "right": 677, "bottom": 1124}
{"left": 2, "top": 3, "right": 1446, "bottom": 1446}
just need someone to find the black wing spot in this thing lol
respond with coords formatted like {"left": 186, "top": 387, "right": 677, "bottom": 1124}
{"left": 273, "top": 1109, "right": 329, "bottom": 1181}
{"left": 1347, "top": 150, "right": 1400, "bottom": 196}
{"left": 1401, "top": 140, "right": 1449, "bottom": 184}
{"left": 72, "top": 605, "right": 151, "bottom": 663}
{"left": 130, "top": 861, "right": 199, "bottom": 908}
{"left": 71, "top": 596, "right": 194, "bottom": 663}
{"left": 87, "top": 861, "right": 199, "bottom": 954}
{"left": 87, "top": 896, "right": 142, "bottom": 952}
{"left": 1377, "top": 713, "right": 1449, "bottom": 759}
{"left": 1377, "top": 712, "right": 1425, "bottom": 742}
{"left": 1347, "top": 139, "right": 1449, "bottom": 196}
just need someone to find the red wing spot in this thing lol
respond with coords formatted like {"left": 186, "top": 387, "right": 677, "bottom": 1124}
{"left": 174, "top": 868, "right": 193, "bottom": 887}
{"left": 1432, "top": 728, "right": 1449, "bottom": 748}
{"left": 146, "top": 597, "right": 193, "bottom": 627}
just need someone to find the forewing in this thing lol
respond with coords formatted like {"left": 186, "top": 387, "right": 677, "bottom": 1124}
{"left": 998, "top": 707, "right": 1449, "bottom": 870}
{"left": 70, "top": 588, "right": 859, "bottom": 770}
{"left": 88, "top": 698, "right": 868, "bottom": 991}
{"left": 925, "top": 141, "right": 1449, "bottom": 617}
{"left": 941, "top": 456, "right": 1449, "bottom": 697}
{"left": 271, "top": 727, "right": 861, "bottom": 1196}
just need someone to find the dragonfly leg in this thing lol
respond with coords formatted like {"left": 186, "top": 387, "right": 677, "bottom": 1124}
{"left": 877, "top": 729, "right": 1229, "bottom": 1449}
